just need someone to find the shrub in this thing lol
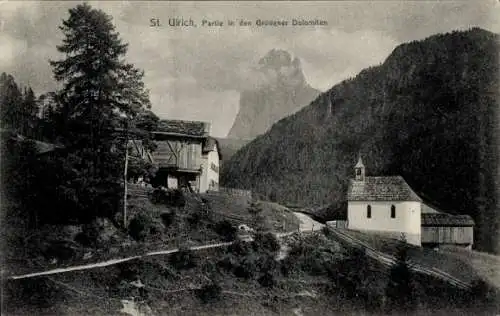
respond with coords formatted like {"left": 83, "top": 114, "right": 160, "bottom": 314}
{"left": 169, "top": 246, "right": 197, "bottom": 270}
{"left": 170, "top": 189, "right": 186, "bottom": 207}
{"left": 217, "top": 255, "right": 237, "bottom": 272}
{"left": 196, "top": 281, "right": 222, "bottom": 304}
{"left": 118, "top": 262, "right": 140, "bottom": 281}
{"left": 42, "top": 240, "right": 79, "bottom": 262}
{"left": 151, "top": 188, "right": 166, "bottom": 204}
{"left": 335, "top": 246, "right": 371, "bottom": 297}
{"left": 228, "top": 239, "right": 252, "bottom": 257}
{"left": 252, "top": 232, "right": 280, "bottom": 254}
{"left": 151, "top": 188, "right": 186, "bottom": 207}
{"left": 233, "top": 255, "right": 258, "bottom": 279}
{"left": 258, "top": 253, "right": 278, "bottom": 274}
{"left": 160, "top": 211, "right": 175, "bottom": 227}
{"left": 385, "top": 243, "right": 417, "bottom": 312}
{"left": 214, "top": 220, "right": 238, "bottom": 241}
{"left": 187, "top": 211, "right": 202, "bottom": 227}
{"left": 128, "top": 213, "right": 154, "bottom": 241}
{"left": 74, "top": 231, "right": 94, "bottom": 247}
{"left": 258, "top": 272, "right": 276, "bottom": 288}
{"left": 470, "top": 279, "right": 498, "bottom": 306}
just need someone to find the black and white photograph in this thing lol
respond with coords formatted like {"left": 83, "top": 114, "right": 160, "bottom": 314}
{"left": 1, "top": 0, "right": 500, "bottom": 315}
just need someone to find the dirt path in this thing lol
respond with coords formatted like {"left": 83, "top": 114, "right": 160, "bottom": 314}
{"left": 293, "top": 212, "right": 325, "bottom": 232}
{"left": 7, "top": 231, "right": 297, "bottom": 280}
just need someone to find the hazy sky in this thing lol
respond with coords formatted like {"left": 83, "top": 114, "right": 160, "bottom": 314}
{"left": 1, "top": 1, "right": 499, "bottom": 137}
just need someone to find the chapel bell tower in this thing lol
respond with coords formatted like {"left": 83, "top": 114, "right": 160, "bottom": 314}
{"left": 355, "top": 155, "right": 365, "bottom": 181}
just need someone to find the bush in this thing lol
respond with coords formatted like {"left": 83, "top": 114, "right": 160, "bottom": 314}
{"left": 118, "top": 262, "right": 141, "bottom": 281}
{"left": 74, "top": 231, "right": 94, "bottom": 247}
{"left": 160, "top": 211, "right": 175, "bottom": 227}
{"left": 196, "top": 281, "right": 222, "bottom": 304}
{"left": 233, "top": 255, "right": 258, "bottom": 279}
{"left": 169, "top": 246, "right": 197, "bottom": 270}
{"left": 217, "top": 255, "right": 237, "bottom": 272}
{"left": 214, "top": 220, "right": 238, "bottom": 241}
{"left": 258, "top": 272, "right": 276, "bottom": 288}
{"left": 385, "top": 243, "right": 417, "bottom": 312}
{"left": 187, "top": 211, "right": 202, "bottom": 227}
{"left": 151, "top": 188, "right": 186, "bottom": 207}
{"left": 470, "top": 279, "right": 499, "bottom": 306}
{"left": 258, "top": 253, "right": 278, "bottom": 274}
{"left": 128, "top": 213, "right": 154, "bottom": 241}
{"left": 228, "top": 239, "right": 252, "bottom": 257}
{"left": 252, "top": 232, "right": 280, "bottom": 254}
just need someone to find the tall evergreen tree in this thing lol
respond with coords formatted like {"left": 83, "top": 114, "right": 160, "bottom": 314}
{"left": 20, "top": 87, "right": 38, "bottom": 137}
{"left": 385, "top": 240, "right": 417, "bottom": 312}
{"left": 46, "top": 3, "right": 154, "bottom": 221}
{"left": 0, "top": 72, "right": 23, "bottom": 130}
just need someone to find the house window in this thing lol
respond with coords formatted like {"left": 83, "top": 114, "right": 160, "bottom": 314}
{"left": 356, "top": 168, "right": 361, "bottom": 176}
{"left": 391, "top": 205, "right": 396, "bottom": 218}
{"left": 367, "top": 205, "right": 371, "bottom": 218}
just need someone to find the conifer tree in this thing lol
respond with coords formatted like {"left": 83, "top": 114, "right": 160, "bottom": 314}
{"left": 0, "top": 72, "right": 23, "bottom": 130}
{"left": 46, "top": 3, "right": 155, "bottom": 220}
{"left": 385, "top": 238, "right": 416, "bottom": 312}
{"left": 20, "top": 87, "right": 38, "bottom": 137}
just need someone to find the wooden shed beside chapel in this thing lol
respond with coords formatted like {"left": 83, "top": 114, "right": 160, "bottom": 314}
{"left": 421, "top": 204, "right": 475, "bottom": 249}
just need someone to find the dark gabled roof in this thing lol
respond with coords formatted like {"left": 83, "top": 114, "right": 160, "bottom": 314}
{"left": 155, "top": 119, "right": 209, "bottom": 137}
{"left": 421, "top": 213, "right": 475, "bottom": 227}
{"left": 347, "top": 176, "right": 422, "bottom": 202}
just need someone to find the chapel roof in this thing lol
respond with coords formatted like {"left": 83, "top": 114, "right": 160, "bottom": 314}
{"left": 347, "top": 176, "right": 422, "bottom": 202}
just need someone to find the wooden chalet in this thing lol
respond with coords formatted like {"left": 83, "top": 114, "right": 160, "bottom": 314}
{"left": 149, "top": 119, "right": 221, "bottom": 193}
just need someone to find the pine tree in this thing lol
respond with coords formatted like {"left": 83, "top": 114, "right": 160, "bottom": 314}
{"left": 50, "top": 3, "right": 151, "bottom": 157}
{"left": 0, "top": 72, "right": 23, "bottom": 130}
{"left": 385, "top": 239, "right": 417, "bottom": 312}
{"left": 46, "top": 3, "right": 155, "bottom": 220}
{"left": 20, "top": 87, "right": 39, "bottom": 137}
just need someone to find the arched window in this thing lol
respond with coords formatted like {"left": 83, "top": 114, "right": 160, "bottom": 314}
{"left": 391, "top": 205, "right": 396, "bottom": 218}
{"left": 367, "top": 205, "right": 371, "bottom": 218}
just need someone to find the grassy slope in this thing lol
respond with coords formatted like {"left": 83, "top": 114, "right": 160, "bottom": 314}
{"left": 200, "top": 192, "right": 300, "bottom": 232}
{"left": 5, "top": 232, "right": 497, "bottom": 315}
{"left": 440, "top": 246, "right": 500, "bottom": 288}
{"left": 342, "top": 229, "right": 482, "bottom": 284}
{"left": 3, "top": 191, "right": 300, "bottom": 277}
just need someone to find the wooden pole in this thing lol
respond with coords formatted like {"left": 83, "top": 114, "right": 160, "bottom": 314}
{"left": 123, "top": 121, "right": 129, "bottom": 228}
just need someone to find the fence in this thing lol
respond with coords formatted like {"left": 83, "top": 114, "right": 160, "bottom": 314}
{"left": 211, "top": 187, "right": 253, "bottom": 199}
{"left": 127, "top": 183, "right": 154, "bottom": 198}
{"left": 326, "top": 220, "right": 348, "bottom": 229}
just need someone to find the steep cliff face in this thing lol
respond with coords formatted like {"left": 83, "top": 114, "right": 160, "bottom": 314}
{"left": 227, "top": 49, "right": 320, "bottom": 140}
{"left": 221, "top": 28, "right": 500, "bottom": 253}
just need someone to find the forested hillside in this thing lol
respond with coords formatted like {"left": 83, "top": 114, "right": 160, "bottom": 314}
{"left": 221, "top": 28, "right": 500, "bottom": 253}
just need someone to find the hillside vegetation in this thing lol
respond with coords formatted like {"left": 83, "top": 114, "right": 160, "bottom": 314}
{"left": 221, "top": 28, "right": 500, "bottom": 253}
{"left": 5, "top": 232, "right": 498, "bottom": 315}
